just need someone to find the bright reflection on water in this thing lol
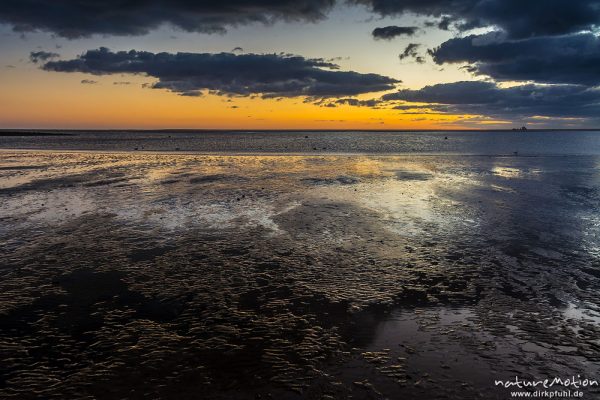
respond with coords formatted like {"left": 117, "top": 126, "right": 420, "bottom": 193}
{"left": 1, "top": 150, "right": 600, "bottom": 399}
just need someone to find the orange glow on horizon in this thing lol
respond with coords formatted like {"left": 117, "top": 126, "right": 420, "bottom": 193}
{"left": 0, "top": 67, "right": 474, "bottom": 130}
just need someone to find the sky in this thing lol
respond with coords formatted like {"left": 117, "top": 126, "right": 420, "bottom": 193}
{"left": 1, "top": 0, "right": 600, "bottom": 130}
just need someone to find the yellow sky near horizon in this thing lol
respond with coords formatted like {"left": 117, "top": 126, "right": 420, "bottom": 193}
{"left": 0, "top": 66, "right": 476, "bottom": 130}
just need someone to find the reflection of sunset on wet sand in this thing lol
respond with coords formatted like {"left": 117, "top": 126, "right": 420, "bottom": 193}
{"left": 2, "top": 148, "right": 600, "bottom": 399}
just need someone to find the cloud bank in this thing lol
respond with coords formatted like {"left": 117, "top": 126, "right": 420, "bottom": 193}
{"left": 429, "top": 33, "right": 600, "bottom": 86}
{"left": 383, "top": 81, "right": 600, "bottom": 120}
{"left": 5, "top": 0, "right": 599, "bottom": 40}
{"left": 0, "top": 0, "right": 335, "bottom": 38}
{"left": 41, "top": 47, "right": 399, "bottom": 98}
{"left": 353, "top": 0, "right": 600, "bottom": 39}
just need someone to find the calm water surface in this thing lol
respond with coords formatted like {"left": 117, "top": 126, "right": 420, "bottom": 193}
{"left": 2, "top": 130, "right": 600, "bottom": 155}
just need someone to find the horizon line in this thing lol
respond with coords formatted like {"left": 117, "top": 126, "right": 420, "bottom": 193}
{"left": 2, "top": 128, "right": 600, "bottom": 134}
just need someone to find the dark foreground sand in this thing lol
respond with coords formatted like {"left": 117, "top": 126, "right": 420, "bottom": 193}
{"left": 1, "top": 151, "right": 600, "bottom": 399}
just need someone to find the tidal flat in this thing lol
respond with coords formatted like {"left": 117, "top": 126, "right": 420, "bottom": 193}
{"left": 1, "top": 151, "right": 600, "bottom": 399}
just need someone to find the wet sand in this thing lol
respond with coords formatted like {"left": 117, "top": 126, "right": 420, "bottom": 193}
{"left": 1, "top": 151, "right": 600, "bottom": 399}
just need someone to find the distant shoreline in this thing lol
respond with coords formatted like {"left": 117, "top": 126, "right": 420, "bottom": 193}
{"left": 0, "top": 131, "right": 74, "bottom": 136}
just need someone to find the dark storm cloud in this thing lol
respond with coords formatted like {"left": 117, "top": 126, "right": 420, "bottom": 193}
{"left": 399, "top": 43, "right": 424, "bottom": 63}
{"left": 41, "top": 47, "right": 399, "bottom": 98}
{"left": 383, "top": 81, "right": 600, "bottom": 120}
{"left": 29, "top": 51, "right": 59, "bottom": 63}
{"left": 353, "top": 0, "right": 600, "bottom": 39}
{"left": 430, "top": 33, "right": 600, "bottom": 85}
{"left": 4, "top": 0, "right": 599, "bottom": 40}
{"left": 372, "top": 26, "right": 418, "bottom": 40}
{"left": 0, "top": 0, "right": 335, "bottom": 38}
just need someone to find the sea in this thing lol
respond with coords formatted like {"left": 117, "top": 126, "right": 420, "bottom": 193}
{"left": 2, "top": 130, "right": 600, "bottom": 155}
